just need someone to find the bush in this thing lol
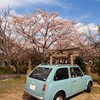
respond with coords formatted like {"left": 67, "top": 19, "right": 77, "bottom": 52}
{"left": 96, "top": 57, "right": 100, "bottom": 76}
{"left": 97, "top": 67, "right": 100, "bottom": 76}
{"left": 5, "top": 66, "right": 15, "bottom": 74}
{"left": 19, "top": 65, "right": 28, "bottom": 74}
{"left": 0, "top": 65, "right": 28, "bottom": 74}
{"left": 74, "top": 56, "right": 86, "bottom": 72}
{"left": 0, "top": 67, "right": 6, "bottom": 74}
{"left": 0, "top": 66, "right": 15, "bottom": 74}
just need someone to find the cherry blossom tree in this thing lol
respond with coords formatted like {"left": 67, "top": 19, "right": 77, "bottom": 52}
{"left": 70, "top": 23, "right": 100, "bottom": 73}
{"left": 1, "top": 7, "right": 99, "bottom": 73}
{"left": 0, "top": 8, "right": 29, "bottom": 73}
{"left": 11, "top": 10, "right": 77, "bottom": 63}
{"left": 11, "top": 10, "right": 76, "bottom": 52}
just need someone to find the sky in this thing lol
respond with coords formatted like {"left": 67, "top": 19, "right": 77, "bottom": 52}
{"left": 0, "top": 0, "right": 99, "bottom": 25}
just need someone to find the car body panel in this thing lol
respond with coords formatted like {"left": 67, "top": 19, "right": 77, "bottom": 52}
{"left": 24, "top": 64, "right": 93, "bottom": 100}
{"left": 24, "top": 77, "right": 44, "bottom": 98}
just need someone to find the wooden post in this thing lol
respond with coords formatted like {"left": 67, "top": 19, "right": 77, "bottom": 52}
{"left": 70, "top": 55, "right": 74, "bottom": 65}
{"left": 60, "top": 58, "right": 63, "bottom": 63}
{"left": 27, "top": 67, "right": 32, "bottom": 75}
{"left": 27, "top": 60, "right": 32, "bottom": 75}
{"left": 50, "top": 55, "right": 53, "bottom": 65}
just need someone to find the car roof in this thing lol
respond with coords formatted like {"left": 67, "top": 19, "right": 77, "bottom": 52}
{"left": 38, "top": 64, "right": 79, "bottom": 69}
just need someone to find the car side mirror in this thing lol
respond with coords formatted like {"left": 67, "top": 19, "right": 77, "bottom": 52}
{"left": 81, "top": 74, "right": 84, "bottom": 76}
{"left": 83, "top": 72, "right": 86, "bottom": 75}
{"left": 79, "top": 72, "right": 84, "bottom": 77}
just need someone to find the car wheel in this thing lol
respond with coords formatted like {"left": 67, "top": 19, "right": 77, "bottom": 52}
{"left": 53, "top": 92, "right": 64, "bottom": 100}
{"left": 23, "top": 91, "right": 28, "bottom": 96}
{"left": 86, "top": 82, "right": 91, "bottom": 93}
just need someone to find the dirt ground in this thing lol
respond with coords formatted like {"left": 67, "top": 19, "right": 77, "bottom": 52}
{"left": 0, "top": 88, "right": 100, "bottom": 100}
{"left": 0, "top": 74, "right": 25, "bottom": 80}
{"left": 0, "top": 75, "right": 100, "bottom": 100}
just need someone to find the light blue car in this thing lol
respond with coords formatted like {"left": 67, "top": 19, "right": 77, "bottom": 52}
{"left": 24, "top": 64, "right": 93, "bottom": 100}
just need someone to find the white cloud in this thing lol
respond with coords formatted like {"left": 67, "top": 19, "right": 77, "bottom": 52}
{"left": 10, "top": 10, "right": 17, "bottom": 15}
{"left": 55, "top": 16, "right": 62, "bottom": 20}
{"left": 48, "top": 0, "right": 72, "bottom": 9}
{"left": 79, "top": 15, "right": 90, "bottom": 21}
{"left": 0, "top": 0, "right": 71, "bottom": 9}
{"left": 75, "top": 22, "right": 98, "bottom": 33}
{"left": 73, "top": 14, "right": 90, "bottom": 22}
{"left": 0, "top": 0, "right": 24, "bottom": 8}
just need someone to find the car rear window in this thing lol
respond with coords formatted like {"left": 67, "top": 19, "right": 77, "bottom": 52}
{"left": 29, "top": 67, "right": 52, "bottom": 81}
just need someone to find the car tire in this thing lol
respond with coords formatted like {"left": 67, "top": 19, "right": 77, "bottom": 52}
{"left": 86, "top": 82, "right": 91, "bottom": 93}
{"left": 53, "top": 92, "right": 65, "bottom": 100}
{"left": 23, "top": 91, "right": 28, "bottom": 96}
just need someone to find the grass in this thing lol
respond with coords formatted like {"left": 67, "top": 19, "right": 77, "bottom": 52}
{"left": 0, "top": 77, "right": 25, "bottom": 95}
{"left": 0, "top": 71, "right": 7, "bottom": 74}
{"left": 0, "top": 76, "right": 100, "bottom": 99}
{"left": 0, "top": 67, "right": 7, "bottom": 74}
{"left": 0, "top": 66, "right": 14, "bottom": 74}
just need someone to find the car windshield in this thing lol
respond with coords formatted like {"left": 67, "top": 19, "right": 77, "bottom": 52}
{"left": 29, "top": 67, "right": 52, "bottom": 81}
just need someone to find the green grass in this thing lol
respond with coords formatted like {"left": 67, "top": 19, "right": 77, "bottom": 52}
{"left": 0, "top": 71, "right": 7, "bottom": 74}
{"left": 0, "top": 66, "right": 14, "bottom": 74}
{"left": 0, "top": 67, "right": 7, "bottom": 74}
{"left": 0, "top": 77, "right": 25, "bottom": 95}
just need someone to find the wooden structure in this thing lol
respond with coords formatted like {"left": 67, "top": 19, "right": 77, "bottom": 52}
{"left": 46, "top": 47, "right": 80, "bottom": 65}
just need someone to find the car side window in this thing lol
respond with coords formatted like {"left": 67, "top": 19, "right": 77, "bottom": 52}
{"left": 70, "top": 67, "right": 83, "bottom": 78}
{"left": 54, "top": 68, "right": 69, "bottom": 81}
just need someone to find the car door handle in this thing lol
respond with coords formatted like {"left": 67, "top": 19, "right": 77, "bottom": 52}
{"left": 73, "top": 80, "right": 77, "bottom": 82}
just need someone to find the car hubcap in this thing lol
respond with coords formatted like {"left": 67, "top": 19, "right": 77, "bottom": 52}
{"left": 56, "top": 96, "right": 63, "bottom": 100}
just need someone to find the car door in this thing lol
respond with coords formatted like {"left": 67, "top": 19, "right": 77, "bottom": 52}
{"left": 74, "top": 67, "right": 86, "bottom": 91}
{"left": 50, "top": 68, "right": 72, "bottom": 99}
{"left": 70, "top": 67, "right": 86, "bottom": 94}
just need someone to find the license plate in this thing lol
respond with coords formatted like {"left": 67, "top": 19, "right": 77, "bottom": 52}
{"left": 29, "top": 84, "right": 36, "bottom": 90}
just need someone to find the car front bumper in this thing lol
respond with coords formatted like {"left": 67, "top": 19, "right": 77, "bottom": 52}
{"left": 24, "top": 89, "right": 43, "bottom": 100}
